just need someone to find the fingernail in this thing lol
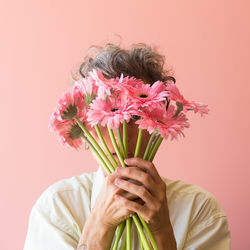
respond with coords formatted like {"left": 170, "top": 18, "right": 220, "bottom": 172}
{"left": 115, "top": 178, "right": 121, "bottom": 185}
{"left": 124, "top": 159, "right": 129, "bottom": 164}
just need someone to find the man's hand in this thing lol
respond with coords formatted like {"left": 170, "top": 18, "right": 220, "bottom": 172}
{"left": 114, "top": 157, "right": 177, "bottom": 249}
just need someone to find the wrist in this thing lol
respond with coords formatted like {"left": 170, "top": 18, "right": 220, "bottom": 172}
{"left": 92, "top": 210, "right": 117, "bottom": 232}
{"left": 152, "top": 225, "right": 177, "bottom": 250}
{"left": 78, "top": 211, "right": 116, "bottom": 250}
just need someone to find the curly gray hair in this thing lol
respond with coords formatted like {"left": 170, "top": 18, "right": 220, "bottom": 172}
{"left": 72, "top": 42, "right": 176, "bottom": 86}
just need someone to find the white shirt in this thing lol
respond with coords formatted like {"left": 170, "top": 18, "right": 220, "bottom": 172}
{"left": 24, "top": 165, "right": 231, "bottom": 250}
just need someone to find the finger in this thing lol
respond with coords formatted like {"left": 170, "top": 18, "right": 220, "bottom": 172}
{"left": 124, "top": 157, "right": 162, "bottom": 183}
{"left": 115, "top": 194, "right": 151, "bottom": 223}
{"left": 106, "top": 171, "right": 119, "bottom": 183}
{"left": 118, "top": 189, "right": 139, "bottom": 201}
{"left": 124, "top": 158, "right": 167, "bottom": 200}
{"left": 108, "top": 172, "right": 143, "bottom": 201}
{"left": 119, "top": 176, "right": 141, "bottom": 186}
{"left": 116, "top": 166, "right": 159, "bottom": 197}
{"left": 115, "top": 177, "right": 155, "bottom": 207}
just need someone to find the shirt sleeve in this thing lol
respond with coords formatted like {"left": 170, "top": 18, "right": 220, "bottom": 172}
{"left": 23, "top": 197, "right": 79, "bottom": 250}
{"left": 183, "top": 197, "right": 231, "bottom": 250}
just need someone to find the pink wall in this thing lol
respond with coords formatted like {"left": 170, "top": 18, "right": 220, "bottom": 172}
{"left": 1, "top": 0, "right": 249, "bottom": 249}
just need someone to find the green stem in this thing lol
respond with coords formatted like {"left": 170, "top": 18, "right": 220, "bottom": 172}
{"left": 147, "top": 134, "right": 160, "bottom": 160}
{"left": 138, "top": 214, "right": 158, "bottom": 250}
{"left": 117, "top": 127, "right": 126, "bottom": 158}
{"left": 148, "top": 136, "right": 163, "bottom": 162}
{"left": 111, "top": 221, "right": 126, "bottom": 250}
{"left": 75, "top": 118, "right": 115, "bottom": 172}
{"left": 143, "top": 130, "right": 158, "bottom": 160}
{"left": 110, "top": 122, "right": 129, "bottom": 249}
{"left": 132, "top": 214, "right": 151, "bottom": 250}
{"left": 123, "top": 121, "right": 128, "bottom": 158}
{"left": 121, "top": 233, "right": 127, "bottom": 250}
{"left": 120, "top": 122, "right": 131, "bottom": 249}
{"left": 94, "top": 124, "right": 118, "bottom": 168}
{"left": 133, "top": 128, "right": 159, "bottom": 250}
{"left": 138, "top": 137, "right": 164, "bottom": 250}
{"left": 81, "top": 135, "right": 111, "bottom": 175}
{"left": 134, "top": 129, "right": 143, "bottom": 158}
{"left": 107, "top": 126, "right": 126, "bottom": 168}
{"left": 138, "top": 227, "right": 144, "bottom": 250}
{"left": 131, "top": 129, "right": 152, "bottom": 249}
{"left": 126, "top": 217, "right": 132, "bottom": 250}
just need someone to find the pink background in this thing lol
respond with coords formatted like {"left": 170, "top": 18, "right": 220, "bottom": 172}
{"left": 1, "top": 1, "right": 249, "bottom": 249}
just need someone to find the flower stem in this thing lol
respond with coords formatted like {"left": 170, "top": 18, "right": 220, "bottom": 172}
{"left": 111, "top": 221, "right": 126, "bottom": 250}
{"left": 117, "top": 127, "right": 126, "bottom": 158}
{"left": 94, "top": 124, "right": 118, "bottom": 168}
{"left": 138, "top": 214, "right": 159, "bottom": 250}
{"left": 133, "top": 129, "right": 159, "bottom": 250}
{"left": 123, "top": 121, "right": 128, "bottom": 158}
{"left": 149, "top": 134, "right": 160, "bottom": 155}
{"left": 81, "top": 134, "right": 111, "bottom": 175}
{"left": 134, "top": 129, "right": 143, "bottom": 157}
{"left": 126, "top": 217, "right": 132, "bottom": 250}
{"left": 121, "top": 233, "right": 127, "bottom": 250}
{"left": 143, "top": 130, "right": 158, "bottom": 160}
{"left": 75, "top": 118, "right": 115, "bottom": 172}
{"left": 107, "top": 125, "right": 126, "bottom": 168}
{"left": 121, "top": 122, "right": 132, "bottom": 250}
{"left": 132, "top": 214, "right": 151, "bottom": 250}
{"left": 138, "top": 135, "right": 164, "bottom": 250}
{"left": 107, "top": 123, "right": 130, "bottom": 249}
{"left": 148, "top": 136, "right": 163, "bottom": 162}
{"left": 138, "top": 227, "right": 144, "bottom": 250}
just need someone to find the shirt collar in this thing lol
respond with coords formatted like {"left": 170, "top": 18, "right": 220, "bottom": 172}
{"left": 91, "top": 165, "right": 105, "bottom": 210}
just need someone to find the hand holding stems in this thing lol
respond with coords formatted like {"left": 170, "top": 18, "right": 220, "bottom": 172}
{"left": 77, "top": 168, "right": 141, "bottom": 250}
{"left": 115, "top": 157, "right": 171, "bottom": 235}
{"left": 109, "top": 126, "right": 164, "bottom": 250}
{"left": 117, "top": 151, "right": 177, "bottom": 250}
{"left": 113, "top": 162, "right": 177, "bottom": 250}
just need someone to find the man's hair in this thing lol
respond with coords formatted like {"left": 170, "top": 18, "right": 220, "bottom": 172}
{"left": 73, "top": 42, "right": 176, "bottom": 85}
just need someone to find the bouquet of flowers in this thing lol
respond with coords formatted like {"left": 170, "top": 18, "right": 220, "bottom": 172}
{"left": 49, "top": 69, "right": 209, "bottom": 249}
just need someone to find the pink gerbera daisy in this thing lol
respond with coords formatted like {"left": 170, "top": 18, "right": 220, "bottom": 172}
{"left": 49, "top": 117, "right": 84, "bottom": 150}
{"left": 73, "top": 76, "right": 98, "bottom": 105}
{"left": 49, "top": 87, "right": 89, "bottom": 150}
{"left": 87, "top": 69, "right": 115, "bottom": 99}
{"left": 111, "top": 75, "right": 146, "bottom": 92}
{"left": 125, "top": 80, "right": 169, "bottom": 108}
{"left": 54, "top": 87, "right": 85, "bottom": 120}
{"left": 181, "top": 101, "right": 210, "bottom": 117}
{"left": 165, "top": 82, "right": 209, "bottom": 117}
{"left": 87, "top": 94, "right": 134, "bottom": 129}
{"left": 135, "top": 103, "right": 190, "bottom": 141}
{"left": 87, "top": 69, "right": 160, "bottom": 100}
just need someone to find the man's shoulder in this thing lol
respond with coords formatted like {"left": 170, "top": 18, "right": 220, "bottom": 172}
{"left": 161, "top": 176, "right": 214, "bottom": 198}
{"left": 26, "top": 170, "right": 99, "bottom": 243}
{"left": 47, "top": 170, "right": 96, "bottom": 195}
{"left": 161, "top": 178, "right": 231, "bottom": 249}
{"left": 33, "top": 170, "right": 97, "bottom": 210}
{"left": 160, "top": 176, "right": 227, "bottom": 216}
